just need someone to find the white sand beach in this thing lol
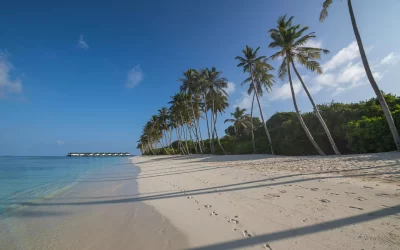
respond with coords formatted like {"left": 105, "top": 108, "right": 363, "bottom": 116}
{"left": 132, "top": 152, "right": 400, "bottom": 250}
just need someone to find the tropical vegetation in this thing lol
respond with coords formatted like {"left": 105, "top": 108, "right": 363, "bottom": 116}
{"left": 137, "top": 2, "right": 400, "bottom": 156}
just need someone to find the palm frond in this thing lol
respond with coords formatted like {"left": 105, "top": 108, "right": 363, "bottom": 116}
{"left": 320, "top": 0, "right": 333, "bottom": 22}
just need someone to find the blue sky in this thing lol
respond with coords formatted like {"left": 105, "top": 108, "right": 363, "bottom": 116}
{"left": 1, "top": 0, "right": 399, "bottom": 156}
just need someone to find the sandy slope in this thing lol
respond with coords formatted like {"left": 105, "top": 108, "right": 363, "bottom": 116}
{"left": 132, "top": 152, "right": 400, "bottom": 250}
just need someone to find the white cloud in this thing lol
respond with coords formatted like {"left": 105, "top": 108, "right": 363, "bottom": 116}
{"left": 313, "top": 73, "right": 337, "bottom": 87}
{"left": 234, "top": 91, "right": 253, "bottom": 109}
{"left": 269, "top": 81, "right": 302, "bottom": 101}
{"left": 302, "top": 39, "right": 322, "bottom": 49}
{"left": 56, "top": 140, "right": 65, "bottom": 145}
{"left": 78, "top": 34, "right": 89, "bottom": 50}
{"left": 337, "top": 62, "right": 365, "bottom": 85}
{"left": 226, "top": 82, "right": 235, "bottom": 94}
{"left": 126, "top": 65, "right": 144, "bottom": 88}
{"left": 324, "top": 41, "right": 360, "bottom": 72}
{"left": 379, "top": 52, "right": 400, "bottom": 66}
{"left": 0, "top": 53, "right": 23, "bottom": 99}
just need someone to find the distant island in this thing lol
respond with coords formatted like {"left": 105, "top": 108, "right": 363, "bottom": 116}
{"left": 67, "top": 152, "right": 132, "bottom": 157}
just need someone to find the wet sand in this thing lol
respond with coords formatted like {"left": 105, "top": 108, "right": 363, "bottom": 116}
{"left": 0, "top": 160, "right": 188, "bottom": 250}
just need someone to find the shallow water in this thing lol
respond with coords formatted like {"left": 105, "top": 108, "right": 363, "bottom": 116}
{"left": 0, "top": 156, "right": 188, "bottom": 250}
{"left": 0, "top": 156, "right": 126, "bottom": 213}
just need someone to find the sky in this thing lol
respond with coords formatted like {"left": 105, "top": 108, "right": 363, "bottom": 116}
{"left": 1, "top": 0, "right": 400, "bottom": 156}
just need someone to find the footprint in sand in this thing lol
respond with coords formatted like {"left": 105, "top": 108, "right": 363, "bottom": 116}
{"left": 210, "top": 211, "right": 218, "bottom": 216}
{"left": 345, "top": 191, "right": 356, "bottom": 195}
{"left": 204, "top": 204, "right": 212, "bottom": 208}
{"left": 363, "top": 186, "right": 374, "bottom": 189}
{"left": 328, "top": 192, "right": 340, "bottom": 196}
{"left": 187, "top": 196, "right": 193, "bottom": 199}
{"left": 294, "top": 195, "right": 304, "bottom": 198}
{"left": 264, "top": 193, "right": 280, "bottom": 199}
{"left": 356, "top": 197, "right": 367, "bottom": 201}
{"left": 242, "top": 230, "right": 252, "bottom": 238}
{"left": 264, "top": 243, "right": 272, "bottom": 250}
{"left": 228, "top": 218, "right": 239, "bottom": 224}
{"left": 279, "top": 190, "right": 287, "bottom": 193}
{"left": 194, "top": 200, "right": 199, "bottom": 203}
{"left": 349, "top": 206, "right": 364, "bottom": 210}
{"left": 319, "top": 199, "right": 330, "bottom": 203}
{"left": 310, "top": 188, "right": 320, "bottom": 191}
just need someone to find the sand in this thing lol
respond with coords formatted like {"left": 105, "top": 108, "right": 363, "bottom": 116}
{"left": 132, "top": 152, "right": 400, "bottom": 250}
{"left": 0, "top": 161, "right": 188, "bottom": 250}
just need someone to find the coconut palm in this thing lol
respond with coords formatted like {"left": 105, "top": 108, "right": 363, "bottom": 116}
{"left": 158, "top": 107, "right": 175, "bottom": 154}
{"left": 224, "top": 107, "right": 250, "bottom": 139}
{"left": 268, "top": 16, "right": 327, "bottom": 155}
{"left": 319, "top": 0, "right": 400, "bottom": 151}
{"left": 169, "top": 93, "right": 191, "bottom": 154}
{"left": 269, "top": 15, "right": 341, "bottom": 155}
{"left": 207, "top": 91, "right": 229, "bottom": 154}
{"left": 179, "top": 69, "right": 203, "bottom": 154}
{"left": 236, "top": 46, "right": 275, "bottom": 154}
{"left": 242, "top": 59, "right": 275, "bottom": 153}
{"left": 202, "top": 67, "right": 228, "bottom": 154}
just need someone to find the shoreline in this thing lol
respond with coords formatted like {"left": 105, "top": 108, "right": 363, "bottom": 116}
{"left": 132, "top": 152, "right": 400, "bottom": 249}
{"left": 0, "top": 158, "right": 188, "bottom": 250}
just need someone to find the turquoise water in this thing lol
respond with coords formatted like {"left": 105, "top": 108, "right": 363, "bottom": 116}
{"left": 0, "top": 156, "right": 127, "bottom": 213}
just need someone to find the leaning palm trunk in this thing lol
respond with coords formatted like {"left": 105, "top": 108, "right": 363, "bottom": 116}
{"left": 287, "top": 59, "right": 325, "bottom": 156}
{"left": 147, "top": 142, "right": 156, "bottom": 155}
{"left": 187, "top": 123, "right": 198, "bottom": 154}
{"left": 190, "top": 101, "right": 203, "bottom": 154}
{"left": 249, "top": 68, "right": 274, "bottom": 154}
{"left": 176, "top": 126, "right": 185, "bottom": 155}
{"left": 168, "top": 129, "right": 176, "bottom": 154}
{"left": 291, "top": 61, "right": 340, "bottom": 155}
{"left": 203, "top": 94, "right": 214, "bottom": 154}
{"left": 181, "top": 124, "right": 190, "bottom": 154}
{"left": 213, "top": 113, "right": 227, "bottom": 155}
{"left": 210, "top": 97, "right": 216, "bottom": 154}
{"left": 250, "top": 92, "right": 257, "bottom": 153}
{"left": 347, "top": 0, "right": 400, "bottom": 151}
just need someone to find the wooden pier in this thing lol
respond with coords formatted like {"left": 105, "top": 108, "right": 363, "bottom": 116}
{"left": 67, "top": 152, "right": 132, "bottom": 157}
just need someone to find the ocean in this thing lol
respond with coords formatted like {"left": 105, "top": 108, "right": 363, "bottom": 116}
{"left": 0, "top": 156, "right": 128, "bottom": 214}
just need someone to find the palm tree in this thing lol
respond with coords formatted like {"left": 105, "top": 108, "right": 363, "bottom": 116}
{"left": 207, "top": 92, "right": 229, "bottom": 154}
{"left": 320, "top": 0, "right": 400, "bottom": 151}
{"left": 269, "top": 15, "right": 340, "bottom": 155}
{"left": 202, "top": 67, "right": 228, "bottom": 154}
{"left": 236, "top": 46, "right": 275, "bottom": 154}
{"left": 169, "top": 93, "right": 191, "bottom": 154}
{"left": 179, "top": 69, "right": 203, "bottom": 154}
{"left": 158, "top": 107, "right": 175, "bottom": 154}
{"left": 224, "top": 107, "right": 250, "bottom": 139}
{"left": 268, "top": 16, "right": 327, "bottom": 156}
{"left": 242, "top": 59, "right": 275, "bottom": 153}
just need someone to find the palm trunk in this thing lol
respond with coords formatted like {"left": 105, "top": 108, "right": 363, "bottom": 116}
{"left": 235, "top": 125, "right": 239, "bottom": 140}
{"left": 168, "top": 129, "right": 176, "bottom": 154}
{"left": 291, "top": 61, "right": 340, "bottom": 155}
{"left": 210, "top": 96, "right": 216, "bottom": 154}
{"left": 203, "top": 94, "right": 214, "bottom": 153}
{"left": 190, "top": 100, "right": 203, "bottom": 154}
{"left": 213, "top": 113, "right": 227, "bottom": 155}
{"left": 249, "top": 68, "right": 274, "bottom": 155}
{"left": 187, "top": 123, "right": 198, "bottom": 154}
{"left": 287, "top": 58, "right": 325, "bottom": 156}
{"left": 348, "top": 0, "right": 400, "bottom": 151}
{"left": 147, "top": 143, "right": 156, "bottom": 155}
{"left": 250, "top": 92, "right": 256, "bottom": 153}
